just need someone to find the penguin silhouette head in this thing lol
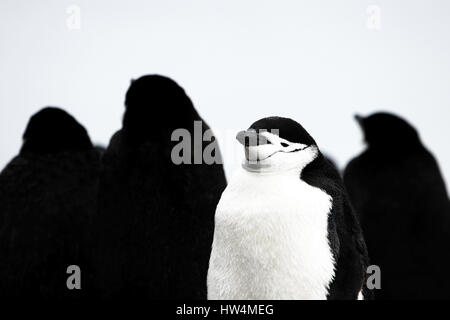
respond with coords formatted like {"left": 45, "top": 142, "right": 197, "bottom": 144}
{"left": 123, "top": 74, "right": 198, "bottom": 141}
{"left": 237, "top": 117, "right": 319, "bottom": 172}
{"left": 355, "top": 112, "right": 421, "bottom": 150}
{"left": 21, "top": 107, "right": 93, "bottom": 154}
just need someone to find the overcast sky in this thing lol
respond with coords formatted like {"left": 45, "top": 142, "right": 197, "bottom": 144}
{"left": 1, "top": 0, "right": 449, "bottom": 187}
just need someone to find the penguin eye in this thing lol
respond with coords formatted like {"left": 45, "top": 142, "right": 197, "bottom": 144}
{"left": 281, "top": 142, "right": 289, "bottom": 147}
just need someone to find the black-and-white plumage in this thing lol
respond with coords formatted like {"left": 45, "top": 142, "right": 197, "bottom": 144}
{"left": 0, "top": 107, "right": 101, "bottom": 299}
{"left": 344, "top": 112, "right": 450, "bottom": 299}
{"left": 208, "top": 117, "right": 369, "bottom": 300}
{"left": 94, "top": 75, "right": 226, "bottom": 299}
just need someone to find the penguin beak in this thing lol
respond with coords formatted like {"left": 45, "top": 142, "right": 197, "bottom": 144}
{"left": 236, "top": 130, "right": 270, "bottom": 147}
{"left": 355, "top": 114, "right": 364, "bottom": 126}
{"left": 355, "top": 114, "right": 368, "bottom": 143}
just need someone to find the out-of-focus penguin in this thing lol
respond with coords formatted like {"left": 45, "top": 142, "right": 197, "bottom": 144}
{"left": 344, "top": 112, "right": 450, "bottom": 299}
{"left": 208, "top": 117, "right": 370, "bottom": 300}
{"left": 95, "top": 75, "right": 226, "bottom": 299}
{"left": 323, "top": 154, "right": 340, "bottom": 176}
{"left": 0, "top": 107, "right": 101, "bottom": 300}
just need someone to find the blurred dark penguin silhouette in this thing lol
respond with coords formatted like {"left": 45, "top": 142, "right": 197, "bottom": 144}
{"left": 323, "top": 153, "right": 340, "bottom": 176}
{"left": 344, "top": 112, "right": 450, "bottom": 299}
{"left": 95, "top": 75, "right": 226, "bottom": 299}
{"left": 0, "top": 107, "right": 102, "bottom": 300}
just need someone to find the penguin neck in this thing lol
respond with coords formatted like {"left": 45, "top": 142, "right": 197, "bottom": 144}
{"left": 241, "top": 160, "right": 306, "bottom": 176}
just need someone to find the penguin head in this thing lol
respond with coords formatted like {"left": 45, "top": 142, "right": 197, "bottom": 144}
{"left": 237, "top": 117, "right": 319, "bottom": 172}
{"left": 21, "top": 107, "right": 93, "bottom": 154}
{"left": 123, "top": 74, "right": 199, "bottom": 142}
{"left": 355, "top": 112, "right": 421, "bottom": 150}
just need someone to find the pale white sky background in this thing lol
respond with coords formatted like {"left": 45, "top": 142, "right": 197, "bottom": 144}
{"left": 1, "top": 0, "right": 449, "bottom": 185}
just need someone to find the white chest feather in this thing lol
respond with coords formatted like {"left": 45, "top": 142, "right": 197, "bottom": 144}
{"left": 207, "top": 168, "right": 335, "bottom": 300}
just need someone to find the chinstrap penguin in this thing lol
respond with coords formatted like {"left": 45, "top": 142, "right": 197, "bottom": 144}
{"left": 208, "top": 117, "right": 370, "bottom": 300}
{"left": 0, "top": 107, "right": 101, "bottom": 300}
{"left": 344, "top": 112, "right": 450, "bottom": 299}
{"left": 94, "top": 75, "right": 227, "bottom": 299}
